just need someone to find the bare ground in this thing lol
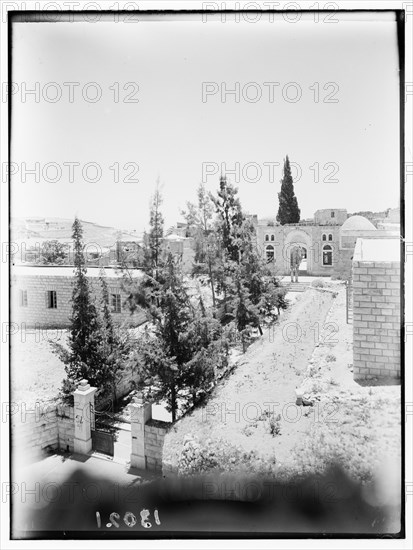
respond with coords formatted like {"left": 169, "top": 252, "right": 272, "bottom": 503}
{"left": 164, "top": 288, "right": 334, "bottom": 467}
{"left": 10, "top": 329, "right": 68, "bottom": 404}
{"left": 163, "top": 285, "right": 401, "bottom": 487}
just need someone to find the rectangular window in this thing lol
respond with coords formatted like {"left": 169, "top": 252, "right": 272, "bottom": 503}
{"left": 19, "top": 289, "right": 28, "bottom": 307}
{"left": 46, "top": 290, "right": 57, "bottom": 309}
{"left": 111, "top": 293, "right": 121, "bottom": 313}
{"left": 331, "top": 211, "right": 335, "bottom": 218}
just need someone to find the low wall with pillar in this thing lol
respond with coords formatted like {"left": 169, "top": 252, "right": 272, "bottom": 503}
{"left": 129, "top": 395, "right": 171, "bottom": 472}
{"left": 11, "top": 398, "right": 75, "bottom": 463}
{"left": 12, "top": 383, "right": 172, "bottom": 471}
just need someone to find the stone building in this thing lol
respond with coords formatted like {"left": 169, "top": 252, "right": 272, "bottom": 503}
{"left": 163, "top": 234, "right": 196, "bottom": 272}
{"left": 162, "top": 208, "right": 399, "bottom": 279}
{"left": 116, "top": 232, "right": 195, "bottom": 271}
{"left": 12, "top": 266, "right": 146, "bottom": 329}
{"left": 254, "top": 212, "right": 341, "bottom": 277}
{"left": 252, "top": 209, "right": 399, "bottom": 279}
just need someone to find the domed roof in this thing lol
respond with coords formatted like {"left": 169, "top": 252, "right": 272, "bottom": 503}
{"left": 340, "top": 215, "right": 377, "bottom": 232}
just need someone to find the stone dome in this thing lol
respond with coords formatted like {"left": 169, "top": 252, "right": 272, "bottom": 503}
{"left": 340, "top": 215, "right": 377, "bottom": 232}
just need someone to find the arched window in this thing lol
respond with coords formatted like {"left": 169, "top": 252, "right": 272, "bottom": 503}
{"left": 322, "top": 234, "right": 327, "bottom": 241}
{"left": 328, "top": 234, "right": 333, "bottom": 241}
{"left": 322, "top": 244, "right": 333, "bottom": 266}
{"left": 265, "top": 234, "right": 269, "bottom": 241}
{"left": 271, "top": 234, "right": 275, "bottom": 241}
{"left": 266, "top": 245, "right": 275, "bottom": 262}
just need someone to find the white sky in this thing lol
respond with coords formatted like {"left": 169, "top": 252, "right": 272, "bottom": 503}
{"left": 11, "top": 12, "right": 400, "bottom": 232}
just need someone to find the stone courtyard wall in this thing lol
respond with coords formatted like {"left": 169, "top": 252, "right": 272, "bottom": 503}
{"left": 11, "top": 399, "right": 75, "bottom": 462}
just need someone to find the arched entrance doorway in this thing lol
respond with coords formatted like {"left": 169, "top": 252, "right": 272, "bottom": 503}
{"left": 283, "top": 229, "right": 313, "bottom": 276}
{"left": 300, "top": 247, "right": 308, "bottom": 273}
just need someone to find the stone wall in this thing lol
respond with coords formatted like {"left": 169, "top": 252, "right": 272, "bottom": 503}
{"left": 56, "top": 403, "right": 75, "bottom": 452}
{"left": 332, "top": 248, "right": 354, "bottom": 280}
{"left": 353, "top": 260, "right": 401, "bottom": 380}
{"left": 12, "top": 388, "right": 170, "bottom": 471}
{"left": 11, "top": 399, "right": 74, "bottom": 462}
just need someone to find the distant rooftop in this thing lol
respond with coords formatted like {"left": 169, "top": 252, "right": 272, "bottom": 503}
{"left": 353, "top": 238, "right": 400, "bottom": 262}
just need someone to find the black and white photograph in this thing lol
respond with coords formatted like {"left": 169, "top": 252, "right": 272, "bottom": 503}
{"left": 0, "top": 1, "right": 411, "bottom": 546}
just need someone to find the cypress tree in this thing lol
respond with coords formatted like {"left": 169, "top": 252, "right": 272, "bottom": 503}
{"left": 148, "top": 181, "right": 164, "bottom": 281}
{"left": 52, "top": 217, "right": 102, "bottom": 401}
{"left": 276, "top": 156, "right": 300, "bottom": 225}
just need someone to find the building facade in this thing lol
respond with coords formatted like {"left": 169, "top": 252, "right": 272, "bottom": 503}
{"left": 12, "top": 266, "right": 146, "bottom": 329}
{"left": 253, "top": 209, "right": 399, "bottom": 279}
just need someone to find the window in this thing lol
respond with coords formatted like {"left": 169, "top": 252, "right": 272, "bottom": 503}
{"left": 46, "top": 290, "right": 57, "bottom": 309}
{"left": 322, "top": 234, "right": 327, "bottom": 241}
{"left": 265, "top": 245, "right": 275, "bottom": 262}
{"left": 19, "top": 290, "right": 28, "bottom": 307}
{"left": 111, "top": 293, "right": 122, "bottom": 313}
{"left": 322, "top": 245, "right": 333, "bottom": 266}
{"left": 270, "top": 234, "right": 275, "bottom": 241}
{"left": 265, "top": 234, "right": 269, "bottom": 242}
{"left": 328, "top": 234, "right": 333, "bottom": 241}
{"left": 331, "top": 211, "right": 335, "bottom": 218}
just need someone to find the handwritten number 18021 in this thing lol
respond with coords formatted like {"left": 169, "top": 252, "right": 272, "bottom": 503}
{"left": 96, "top": 509, "right": 161, "bottom": 529}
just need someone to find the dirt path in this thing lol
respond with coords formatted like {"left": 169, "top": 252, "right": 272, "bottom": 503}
{"left": 163, "top": 287, "right": 335, "bottom": 470}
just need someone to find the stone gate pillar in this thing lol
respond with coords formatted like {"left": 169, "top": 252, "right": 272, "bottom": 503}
{"left": 129, "top": 393, "right": 152, "bottom": 469}
{"left": 73, "top": 379, "right": 97, "bottom": 455}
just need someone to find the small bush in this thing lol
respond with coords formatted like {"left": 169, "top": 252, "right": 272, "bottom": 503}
{"left": 326, "top": 354, "right": 336, "bottom": 363}
{"left": 178, "top": 435, "right": 276, "bottom": 476}
{"left": 242, "top": 425, "right": 255, "bottom": 437}
{"left": 268, "top": 413, "right": 282, "bottom": 437}
{"left": 311, "top": 279, "right": 325, "bottom": 288}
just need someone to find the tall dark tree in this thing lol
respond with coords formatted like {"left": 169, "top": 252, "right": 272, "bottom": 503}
{"left": 212, "top": 175, "right": 244, "bottom": 263}
{"left": 276, "top": 156, "right": 300, "bottom": 225}
{"left": 130, "top": 252, "right": 227, "bottom": 420}
{"left": 39, "top": 240, "right": 68, "bottom": 265}
{"left": 51, "top": 218, "right": 102, "bottom": 400}
{"left": 97, "top": 273, "right": 131, "bottom": 408}
{"left": 181, "top": 182, "right": 217, "bottom": 306}
{"left": 148, "top": 180, "right": 165, "bottom": 280}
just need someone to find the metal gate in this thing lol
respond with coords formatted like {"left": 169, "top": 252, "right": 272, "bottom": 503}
{"left": 90, "top": 404, "right": 115, "bottom": 457}
{"left": 346, "top": 279, "right": 353, "bottom": 323}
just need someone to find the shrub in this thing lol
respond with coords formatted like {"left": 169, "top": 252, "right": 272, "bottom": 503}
{"left": 177, "top": 435, "right": 276, "bottom": 476}
{"left": 268, "top": 413, "right": 282, "bottom": 437}
{"left": 311, "top": 279, "right": 325, "bottom": 288}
